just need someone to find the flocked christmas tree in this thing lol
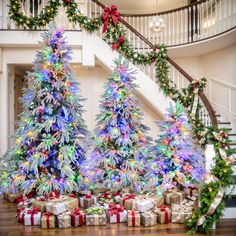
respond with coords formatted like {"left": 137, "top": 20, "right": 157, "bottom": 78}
{"left": 146, "top": 102, "right": 205, "bottom": 192}
{"left": 0, "top": 28, "right": 89, "bottom": 195}
{"left": 83, "top": 58, "right": 151, "bottom": 192}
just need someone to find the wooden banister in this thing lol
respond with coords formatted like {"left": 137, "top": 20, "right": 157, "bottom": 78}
{"left": 91, "top": 0, "right": 218, "bottom": 127}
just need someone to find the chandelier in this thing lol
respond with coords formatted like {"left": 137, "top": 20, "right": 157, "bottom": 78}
{"left": 148, "top": 0, "right": 165, "bottom": 32}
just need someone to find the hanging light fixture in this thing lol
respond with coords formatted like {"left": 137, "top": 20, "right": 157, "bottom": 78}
{"left": 148, "top": 0, "right": 165, "bottom": 32}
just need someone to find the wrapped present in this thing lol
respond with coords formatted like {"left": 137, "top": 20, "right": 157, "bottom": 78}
{"left": 153, "top": 205, "right": 171, "bottom": 224}
{"left": 111, "top": 192, "right": 122, "bottom": 203}
{"left": 132, "top": 197, "right": 154, "bottom": 213}
{"left": 164, "top": 190, "right": 185, "bottom": 204}
{"left": 120, "top": 187, "right": 132, "bottom": 195}
{"left": 24, "top": 208, "right": 41, "bottom": 226}
{"left": 63, "top": 196, "right": 79, "bottom": 212}
{"left": 185, "top": 187, "right": 198, "bottom": 198}
{"left": 99, "top": 192, "right": 112, "bottom": 203}
{"left": 107, "top": 204, "right": 127, "bottom": 223}
{"left": 170, "top": 193, "right": 181, "bottom": 204}
{"left": 57, "top": 211, "right": 72, "bottom": 229}
{"left": 85, "top": 207, "right": 107, "bottom": 225}
{"left": 32, "top": 196, "right": 48, "bottom": 212}
{"left": 46, "top": 198, "right": 67, "bottom": 215}
{"left": 18, "top": 199, "right": 34, "bottom": 209}
{"left": 171, "top": 200, "right": 193, "bottom": 223}
{"left": 92, "top": 188, "right": 109, "bottom": 195}
{"left": 16, "top": 207, "right": 31, "bottom": 223}
{"left": 41, "top": 212, "right": 55, "bottom": 229}
{"left": 141, "top": 211, "right": 157, "bottom": 227}
{"left": 71, "top": 208, "right": 85, "bottom": 227}
{"left": 47, "top": 191, "right": 60, "bottom": 199}
{"left": 120, "top": 194, "right": 136, "bottom": 210}
{"left": 80, "top": 194, "right": 97, "bottom": 208}
{"left": 128, "top": 210, "right": 140, "bottom": 227}
{"left": 4, "top": 192, "right": 22, "bottom": 203}
{"left": 16, "top": 191, "right": 36, "bottom": 204}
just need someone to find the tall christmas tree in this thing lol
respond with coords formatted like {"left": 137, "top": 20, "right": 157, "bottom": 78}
{"left": 146, "top": 102, "right": 205, "bottom": 192}
{"left": 83, "top": 58, "right": 151, "bottom": 192}
{"left": 1, "top": 28, "right": 89, "bottom": 195}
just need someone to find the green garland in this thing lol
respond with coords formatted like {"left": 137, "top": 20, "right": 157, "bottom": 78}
{"left": 8, "top": 0, "right": 236, "bottom": 234}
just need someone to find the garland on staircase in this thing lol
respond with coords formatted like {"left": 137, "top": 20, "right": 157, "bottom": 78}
{"left": 8, "top": 0, "right": 236, "bottom": 234}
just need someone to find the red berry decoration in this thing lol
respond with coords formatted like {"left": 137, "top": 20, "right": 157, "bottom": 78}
{"left": 64, "top": 0, "right": 71, "bottom": 4}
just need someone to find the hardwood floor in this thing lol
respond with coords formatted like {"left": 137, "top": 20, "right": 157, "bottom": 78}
{"left": 0, "top": 198, "right": 235, "bottom": 236}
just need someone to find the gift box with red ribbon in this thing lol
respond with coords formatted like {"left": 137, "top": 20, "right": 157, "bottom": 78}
{"left": 127, "top": 210, "right": 140, "bottom": 227}
{"left": 153, "top": 205, "right": 171, "bottom": 224}
{"left": 71, "top": 208, "right": 85, "bottom": 227}
{"left": 85, "top": 207, "right": 107, "bottom": 225}
{"left": 24, "top": 208, "right": 41, "bottom": 226}
{"left": 41, "top": 212, "right": 55, "bottom": 229}
{"left": 120, "top": 194, "right": 136, "bottom": 210}
{"left": 185, "top": 187, "right": 198, "bottom": 201}
{"left": 16, "top": 191, "right": 36, "bottom": 204}
{"left": 79, "top": 194, "right": 97, "bottom": 208}
{"left": 16, "top": 207, "right": 31, "bottom": 223}
{"left": 32, "top": 196, "right": 48, "bottom": 212}
{"left": 4, "top": 192, "right": 22, "bottom": 203}
{"left": 111, "top": 192, "right": 122, "bottom": 203}
{"left": 99, "top": 192, "right": 112, "bottom": 203}
{"left": 164, "top": 190, "right": 185, "bottom": 205}
{"left": 17, "top": 198, "right": 34, "bottom": 209}
{"left": 107, "top": 203, "right": 127, "bottom": 223}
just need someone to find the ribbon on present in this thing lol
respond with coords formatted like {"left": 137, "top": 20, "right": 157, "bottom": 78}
{"left": 159, "top": 205, "right": 169, "bottom": 224}
{"left": 111, "top": 192, "right": 121, "bottom": 197}
{"left": 86, "top": 207, "right": 104, "bottom": 215}
{"left": 102, "top": 5, "right": 121, "bottom": 33}
{"left": 130, "top": 210, "right": 136, "bottom": 226}
{"left": 67, "top": 194, "right": 77, "bottom": 198}
{"left": 111, "top": 36, "right": 125, "bottom": 50}
{"left": 122, "top": 194, "right": 136, "bottom": 206}
{"left": 71, "top": 208, "right": 84, "bottom": 226}
{"left": 27, "top": 208, "right": 39, "bottom": 225}
{"left": 189, "top": 187, "right": 198, "bottom": 197}
{"left": 100, "top": 192, "right": 110, "bottom": 199}
{"left": 219, "top": 148, "right": 235, "bottom": 164}
{"left": 16, "top": 191, "right": 36, "bottom": 203}
{"left": 48, "top": 191, "right": 60, "bottom": 199}
{"left": 191, "top": 87, "right": 199, "bottom": 118}
{"left": 36, "top": 196, "right": 47, "bottom": 201}
{"left": 16, "top": 207, "right": 26, "bottom": 223}
{"left": 108, "top": 204, "right": 125, "bottom": 223}
{"left": 42, "top": 212, "right": 53, "bottom": 228}
{"left": 85, "top": 194, "right": 92, "bottom": 199}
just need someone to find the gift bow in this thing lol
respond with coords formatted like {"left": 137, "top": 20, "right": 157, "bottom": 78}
{"left": 102, "top": 5, "right": 121, "bottom": 33}
{"left": 111, "top": 36, "right": 125, "bottom": 50}
{"left": 86, "top": 208, "right": 103, "bottom": 215}
{"left": 108, "top": 204, "right": 125, "bottom": 215}
{"left": 72, "top": 208, "right": 83, "bottom": 215}
{"left": 111, "top": 192, "right": 121, "bottom": 197}
{"left": 189, "top": 186, "right": 197, "bottom": 197}
{"left": 100, "top": 192, "right": 110, "bottom": 199}
{"left": 27, "top": 208, "right": 39, "bottom": 215}
{"left": 122, "top": 194, "right": 136, "bottom": 205}
{"left": 85, "top": 194, "right": 92, "bottom": 199}
{"left": 43, "top": 212, "right": 53, "bottom": 228}
{"left": 36, "top": 196, "right": 47, "bottom": 201}
{"left": 72, "top": 208, "right": 84, "bottom": 226}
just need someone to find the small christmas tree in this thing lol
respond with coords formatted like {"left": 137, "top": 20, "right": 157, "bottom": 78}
{"left": 83, "top": 58, "right": 151, "bottom": 192}
{"left": 147, "top": 102, "right": 205, "bottom": 191}
{"left": 1, "top": 28, "right": 89, "bottom": 195}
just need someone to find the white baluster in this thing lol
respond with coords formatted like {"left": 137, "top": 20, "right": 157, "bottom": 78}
{"left": 168, "top": 13, "right": 171, "bottom": 46}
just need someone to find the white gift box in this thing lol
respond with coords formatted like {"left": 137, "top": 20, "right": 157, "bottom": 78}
{"left": 132, "top": 199, "right": 154, "bottom": 213}
{"left": 24, "top": 211, "right": 41, "bottom": 226}
{"left": 79, "top": 195, "right": 97, "bottom": 208}
{"left": 46, "top": 201, "right": 67, "bottom": 215}
{"left": 107, "top": 209, "right": 128, "bottom": 223}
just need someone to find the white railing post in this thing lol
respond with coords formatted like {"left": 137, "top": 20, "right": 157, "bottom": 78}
{"left": 2, "top": 0, "right": 8, "bottom": 29}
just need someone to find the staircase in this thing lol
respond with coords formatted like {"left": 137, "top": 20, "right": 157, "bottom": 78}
{"left": 0, "top": 0, "right": 235, "bottom": 218}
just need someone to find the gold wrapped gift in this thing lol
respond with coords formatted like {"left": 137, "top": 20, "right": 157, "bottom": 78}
{"left": 153, "top": 206, "right": 171, "bottom": 224}
{"left": 141, "top": 211, "right": 157, "bottom": 227}
{"left": 127, "top": 210, "right": 140, "bottom": 227}
{"left": 41, "top": 212, "right": 56, "bottom": 229}
{"left": 4, "top": 192, "right": 22, "bottom": 203}
{"left": 63, "top": 196, "right": 79, "bottom": 212}
{"left": 164, "top": 190, "right": 185, "bottom": 204}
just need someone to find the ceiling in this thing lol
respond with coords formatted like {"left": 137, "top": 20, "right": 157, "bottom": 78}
{"left": 99, "top": 0, "right": 188, "bottom": 14}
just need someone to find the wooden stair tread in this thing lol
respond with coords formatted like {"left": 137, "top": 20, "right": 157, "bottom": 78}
{"left": 218, "top": 122, "right": 231, "bottom": 124}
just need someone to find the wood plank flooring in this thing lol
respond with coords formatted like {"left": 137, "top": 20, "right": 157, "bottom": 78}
{"left": 0, "top": 198, "right": 235, "bottom": 236}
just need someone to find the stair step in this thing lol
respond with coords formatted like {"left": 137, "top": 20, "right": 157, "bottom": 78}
{"left": 225, "top": 128, "right": 233, "bottom": 131}
{"left": 218, "top": 122, "right": 231, "bottom": 125}
{"left": 216, "top": 114, "right": 221, "bottom": 117}
{"left": 228, "top": 134, "right": 236, "bottom": 136}
{"left": 229, "top": 142, "right": 236, "bottom": 146}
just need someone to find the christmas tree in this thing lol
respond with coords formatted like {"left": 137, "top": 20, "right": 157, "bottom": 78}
{"left": 146, "top": 102, "right": 205, "bottom": 192}
{"left": 1, "top": 28, "right": 89, "bottom": 195}
{"left": 83, "top": 58, "right": 151, "bottom": 192}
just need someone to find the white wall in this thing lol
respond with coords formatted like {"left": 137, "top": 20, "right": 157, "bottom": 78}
{"left": 173, "top": 43, "right": 236, "bottom": 129}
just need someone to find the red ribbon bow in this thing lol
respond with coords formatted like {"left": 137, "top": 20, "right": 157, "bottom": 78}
{"left": 27, "top": 208, "right": 39, "bottom": 226}
{"left": 122, "top": 194, "right": 136, "bottom": 206}
{"left": 72, "top": 208, "right": 84, "bottom": 226}
{"left": 108, "top": 204, "right": 125, "bottom": 223}
{"left": 189, "top": 187, "right": 197, "bottom": 197}
{"left": 100, "top": 192, "right": 110, "bottom": 199}
{"left": 102, "top": 5, "right": 121, "bottom": 33}
{"left": 43, "top": 212, "right": 52, "bottom": 228}
{"left": 85, "top": 194, "right": 92, "bottom": 199}
{"left": 112, "top": 192, "right": 121, "bottom": 197}
{"left": 131, "top": 210, "right": 136, "bottom": 226}
{"left": 159, "top": 205, "right": 169, "bottom": 224}
{"left": 112, "top": 36, "right": 125, "bottom": 50}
